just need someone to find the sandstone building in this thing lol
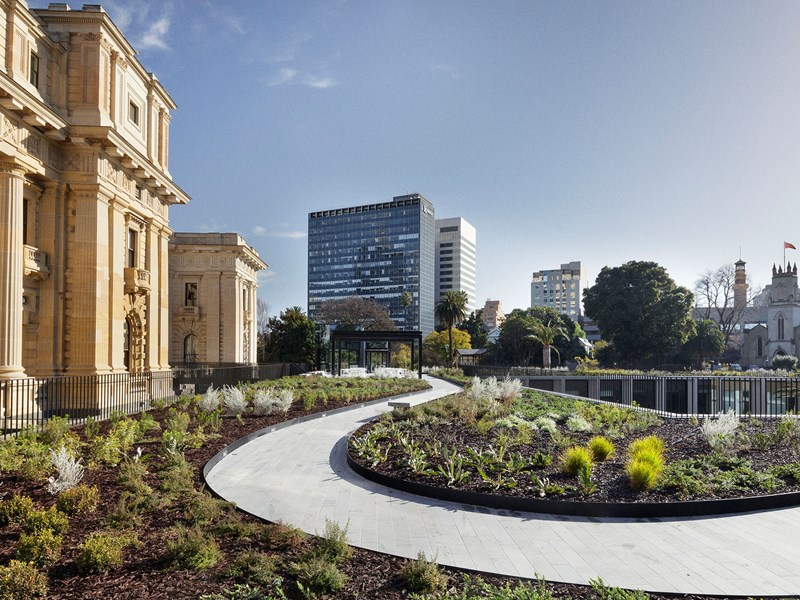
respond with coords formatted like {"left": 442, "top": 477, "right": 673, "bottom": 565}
{"left": 169, "top": 233, "right": 266, "bottom": 366}
{"left": 0, "top": 1, "right": 189, "bottom": 398}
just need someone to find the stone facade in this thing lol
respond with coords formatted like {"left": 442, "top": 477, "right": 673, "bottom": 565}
{"left": 740, "top": 264, "right": 800, "bottom": 368}
{"left": 169, "top": 233, "right": 266, "bottom": 366}
{"left": 0, "top": 2, "right": 189, "bottom": 381}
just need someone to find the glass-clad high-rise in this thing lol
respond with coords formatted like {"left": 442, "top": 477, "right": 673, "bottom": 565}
{"left": 308, "top": 194, "right": 435, "bottom": 335}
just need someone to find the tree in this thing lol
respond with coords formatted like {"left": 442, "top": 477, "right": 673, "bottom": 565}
{"left": 458, "top": 310, "right": 488, "bottom": 349}
{"left": 681, "top": 319, "right": 724, "bottom": 367}
{"left": 492, "top": 307, "right": 587, "bottom": 366}
{"left": 400, "top": 291, "right": 413, "bottom": 330}
{"left": 256, "top": 299, "right": 270, "bottom": 363}
{"left": 262, "top": 306, "right": 316, "bottom": 364}
{"left": 583, "top": 261, "right": 694, "bottom": 367}
{"left": 423, "top": 328, "right": 471, "bottom": 366}
{"left": 528, "top": 320, "right": 568, "bottom": 369}
{"left": 694, "top": 263, "right": 760, "bottom": 350}
{"left": 434, "top": 291, "right": 469, "bottom": 367}
{"left": 318, "top": 296, "right": 396, "bottom": 331}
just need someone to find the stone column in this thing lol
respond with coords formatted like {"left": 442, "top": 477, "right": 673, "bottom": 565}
{"left": 0, "top": 161, "right": 26, "bottom": 379}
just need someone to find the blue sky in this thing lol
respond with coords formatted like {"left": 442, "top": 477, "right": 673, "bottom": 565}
{"left": 54, "top": 1, "right": 800, "bottom": 315}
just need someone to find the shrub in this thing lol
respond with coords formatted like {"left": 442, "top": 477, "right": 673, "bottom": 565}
{"left": 772, "top": 355, "right": 799, "bottom": 370}
{"left": 77, "top": 531, "right": 139, "bottom": 574}
{"left": 46, "top": 445, "right": 85, "bottom": 494}
{"left": 24, "top": 506, "right": 69, "bottom": 535}
{"left": 265, "top": 520, "right": 307, "bottom": 551}
{"left": 590, "top": 577, "right": 650, "bottom": 599}
{"left": 16, "top": 528, "right": 62, "bottom": 567}
{"left": 160, "top": 453, "right": 195, "bottom": 495}
{"left": 560, "top": 446, "right": 593, "bottom": 476}
{"left": 136, "top": 411, "right": 161, "bottom": 438}
{"left": 227, "top": 549, "right": 278, "bottom": 586}
{"left": 627, "top": 458, "right": 662, "bottom": 491}
{"left": 628, "top": 435, "right": 664, "bottom": 459}
{"left": 222, "top": 386, "right": 248, "bottom": 416}
{"left": 183, "top": 491, "right": 225, "bottom": 526}
{"left": 589, "top": 436, "right": 615, "bottom": 461}
{"left": 165, "top": 526, "right": 221, "bottom": 570}
{"left": 701, "top": 410, "right": 739, "bottom": 454}
{"left": 0, "top": 494, "right": 35, "bottom": 526}
{"left": 198, "top": 386, "right": 222, "bottom": 413}
{"left": 400, "top": 551, "right": 448, "bottom": 592}
{"left": 0, "top": 560, "right": 48, "bottom": 599}
{"left": 316, "top": 518, "right": 353, "bottom": 563}
{"left": 56, "top": 484, "right": 99, "bottom": 515}
{"left": 566, "top": 414, "right": 593, "bottom": 433}
{"left": 291, "top": 556, "right": 347, "bottom": 596}
{"left": 533, "top": 416, "right": 557, "bottom": 434}
{"left": 201, "top": 583, "right": 285, "bottom": 600}
{"left": 252, "top": 388, "right": 293, "bottom": 416}
{"left": 164, "top": 408, "right": 191, "bottom": 434}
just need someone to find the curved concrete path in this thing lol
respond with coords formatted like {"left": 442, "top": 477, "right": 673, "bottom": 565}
{"left": 205, "top": 377, "right": 800, "bottom": 597}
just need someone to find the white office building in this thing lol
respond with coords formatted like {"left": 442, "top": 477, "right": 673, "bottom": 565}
{"left": 435, "top": 217, "right": 477, "bottom": 314}
{"left": 530, "top": 261, "right": 584, "bottom": 317}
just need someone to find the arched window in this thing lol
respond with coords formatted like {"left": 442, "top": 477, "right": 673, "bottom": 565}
{"left": 757, "top": 337, "right": 763, "bottom": 357}
{"left": 184, "top": 334, "right": 198, "bottom": 364}
{"left": 778, "top": 314, "right": 785, "bottom": 340}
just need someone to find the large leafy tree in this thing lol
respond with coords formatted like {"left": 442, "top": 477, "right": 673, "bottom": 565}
{"left": 492, "top": 307, "right": 586, "bottom": 366}
{"left": 680, "top": 319, "right": 724, "bottom": 367}
{"left": 458, "top": 309, "right": 489, "bottom": 349}
{"left": 262, "top": 306, "right": 316, "bottom": 364}
{"left": 318, "top": 296, "right": 396, "bottom": 331}
{"left": 434, "top": 291, "right": 469, "bottom": 366}
{"left": 583, "top": 261, "right": 694, "bottom": 366}
{"left": 423, "top": 328, "right": 471, "bottom": 366}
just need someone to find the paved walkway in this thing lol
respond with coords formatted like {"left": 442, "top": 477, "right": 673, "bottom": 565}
{"left": 205, "top": 377, "right": 800, "bottom": 597}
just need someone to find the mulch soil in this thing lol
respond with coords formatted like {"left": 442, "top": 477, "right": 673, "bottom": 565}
{"left": 351, "top": 416, "right": 800, "bottom": 503}
{"left": 0, "top": 391, "right": 777, "bottom": 599}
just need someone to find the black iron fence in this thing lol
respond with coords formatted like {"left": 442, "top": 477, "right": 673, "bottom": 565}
{"left": 502, "top": 373, "right": 800, "bottom": 418}
{"left": 171, "top": 363, "right": 310, "bottom": 395}
{"left": 0, "top": 370, "right": 175, "bottom": 436}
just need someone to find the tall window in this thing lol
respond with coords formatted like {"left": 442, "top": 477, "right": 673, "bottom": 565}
{"left": 184, "top": 282, "right": 197, "bottom": 307}
{"left": 127, "top": 228, "right": 138, "bottom": 268}
{"left": 128, "top": 100, "right": 140, "bottom": 126}
{"left": 123, "top": 319, "right": 130, "bottom": 370}
{"left": 778, "top": 315, "right": 785, "bottom": 340}
{"left": 183, "top": 334, "right": 197, "bottom": 363}
{"left": 29, "top": 52, "right": 39, "bottom": 87}
{"left": 757, "top": 337, "right": 763, "bottom": 357}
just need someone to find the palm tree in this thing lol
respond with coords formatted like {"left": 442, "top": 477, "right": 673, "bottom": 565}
{"left": 528, "top": 320, "right": 568, "bottom": 369}
{"left": 400, "top": 291, "right": 413, "bottom": 330}
{"left": 434, "top": 291, "right": 469, "bottom": 367}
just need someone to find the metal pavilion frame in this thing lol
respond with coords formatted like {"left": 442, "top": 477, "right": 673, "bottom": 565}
{"left": 329, "top": 330, "right": 423, "bottom": 379}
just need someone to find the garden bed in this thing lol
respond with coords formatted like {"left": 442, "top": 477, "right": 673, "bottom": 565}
{"left": 348, "top": 378, "right": 800, "bottom": 517}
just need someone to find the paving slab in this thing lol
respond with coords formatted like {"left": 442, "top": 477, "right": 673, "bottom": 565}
{"left": 205, "top": 376, "right": 800, "bottom": 597}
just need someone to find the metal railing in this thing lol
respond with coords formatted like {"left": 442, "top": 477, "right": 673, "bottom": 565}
{"left": 505, "top": 372, "right": 800, "bottom": 418}
{"left": 0, "top": 370, "right": 175, "bottom": 436}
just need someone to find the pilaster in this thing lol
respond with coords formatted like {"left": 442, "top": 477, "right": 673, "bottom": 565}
{"left": 0, "top": 160, "right": 26, "bottom": 379}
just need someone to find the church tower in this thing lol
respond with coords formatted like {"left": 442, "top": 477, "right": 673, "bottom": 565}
{"left": 733, "top": 259, "right": 748, "bottom": 312}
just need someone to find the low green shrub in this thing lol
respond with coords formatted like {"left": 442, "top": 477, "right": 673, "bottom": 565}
{"left": 160, "top": 453, "right": 195, "bottom": 495}
{"left": 57, "top": 484, "right": 100, "bottom": 515}
{"left": 24, "top": 506, "right": 69, "bottom": 535}
{"left": 626, "top": 457, "right": 662, "bottom": 491}
{"left": 628, "top": 435, "right": 664, "bottom": 458}
{"left": 0, "top": 494, "right": 35, "bottom": 526}
{"left": 0, "top": 559, "right": 48, "bottom": 599}
{"left": 183, "top": 491, "right": 225, "bottom": 526}
{"left": 264, "top": 520, "right": 307, "bottom": 551}
{"left": 560, "top": 446, "right": 593, "bottom": 476}
{"left": 589, "top": 436, "right": 615, "bottom": 461}
{"left": 227, "top": 549, "right": 279, "bottom": 587}
{"left": 401, "top": 550, "right": 448, "bottom": 592}
{"left": 315, "top": 518, "right": 353, "bottom": 563}
{"left": 165, "top": 526, "right": 221, "bottom": 570}
{"left": 16, "top": 528, "right": 62, "bottom": 567}
{"left": 77, "top": 531, "right": 139, "bottom": 574}
{"left": 291, "top": 556, "right": 347, "bottom": 596}
{"left": 201, "top": 583, "right": 287, "bottom": 600}
{"left": 590, "top": 577, "right": 650, "bottom": 599}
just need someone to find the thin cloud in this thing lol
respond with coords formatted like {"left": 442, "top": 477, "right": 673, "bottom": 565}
{"left": 269, "top": 68, "right": 298, "bottom": 86}
{"left": 430, "top": 63, "right": 460, "bottom": 80}
{"left": 258, "top": 270, "right": 278, "bottom": 284}
{"left": 139, "top": 16, "right": 170, "bottom": 50}
{"left": 273, "top": 230, "right": 306, "bottom": 239}
{"left": 253, "top": 225, "right": 267, "bottom": 237}
{"left": 303, "top": 75, "right": 338, "bottom": 89}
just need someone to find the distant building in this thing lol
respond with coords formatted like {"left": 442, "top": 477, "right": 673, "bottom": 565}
{"left": 435, "top": 217, "right": 476, "bottom": 314}
{"left": 308, "top": 194, "right": 436, "bottom": 335}
{"left": 530, "top": 261, "right": 584, "bottom": 317}
{"left": 741, "top": 263, "right": 800, "bottom": 368}
{"left": 169, "top": 233, "right": 267, "bottom": 365}
{"left": 481, "top": 299, "right": 505, "bottom": 330}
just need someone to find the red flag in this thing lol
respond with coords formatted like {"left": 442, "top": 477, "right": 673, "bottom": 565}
{"left": 786, "top": 242, "right": 797, "bottom": 250}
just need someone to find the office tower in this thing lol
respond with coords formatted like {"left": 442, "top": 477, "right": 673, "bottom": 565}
{"left": 435, "top": 217, "right": 477, "bottom": 315}
{"left": 308, "top": 194, "right": 435, "bottom": 335}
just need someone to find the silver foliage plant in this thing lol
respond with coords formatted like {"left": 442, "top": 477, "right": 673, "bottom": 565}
{"left": 198, "top": 385, "right": 222, "bottom": 413}
{"left": 467, "top": 376, "right": 523, "bottom": 403}
{"left": 47, "top": 445, "right": 84, "bottom": 494}
{"left": 221, "top": 385, "right": 247, "bottom": 416}
{"left": 701, "top": 409, "right": 739, "bottom": 451}
{"left": 251, "top": 387, "right": 294, "bottom": 417}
